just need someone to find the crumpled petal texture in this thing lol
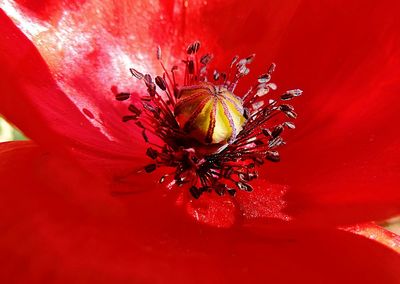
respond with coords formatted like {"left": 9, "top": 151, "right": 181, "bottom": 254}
{"left": 0, "top": 141, "right": 400, "bottom": 283}
{"left": 0, "top": 0, "right": 400, "bottom": 224}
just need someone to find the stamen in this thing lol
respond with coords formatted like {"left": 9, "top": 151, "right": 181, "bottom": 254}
{"left": 115, "top": 41, "right": 302, "bottom": 199}
{"left": 115, "top": 92, "right": 131, "bottom": 101}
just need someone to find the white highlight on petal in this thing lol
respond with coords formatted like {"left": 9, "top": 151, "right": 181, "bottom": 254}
{"left": 0, "top": 0, "right": 178, "bottom": 144}
{"left": 0, "top": 0, "right": 49, "bottom": 38}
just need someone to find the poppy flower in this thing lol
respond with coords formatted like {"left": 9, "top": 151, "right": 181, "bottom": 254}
{"left": 1, "top": 0, "right": 400, "bottom": 283}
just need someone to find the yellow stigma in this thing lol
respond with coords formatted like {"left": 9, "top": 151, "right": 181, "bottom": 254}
{"left": 174, "top": 83, "right": 246, "bottom": 145}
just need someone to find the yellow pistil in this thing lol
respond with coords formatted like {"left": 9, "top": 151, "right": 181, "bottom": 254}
{"left": 174, "top": 83, "right": 246, "bottom": 145}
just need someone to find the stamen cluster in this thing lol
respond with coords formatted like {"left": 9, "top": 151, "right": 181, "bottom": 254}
{"left": 114, "top": 41, "right": 302, "bottom": 198}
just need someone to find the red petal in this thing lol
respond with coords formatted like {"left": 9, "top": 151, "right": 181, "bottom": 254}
{"left": 2, "top": 1, "right": 400, "bottom": 224}
{"left": 0, "top": 1, "right": 186, "bottom": 176}
{"left": 182, "top": 0, "right": 400, "bottom": 224}
{"left": 181, "top": 179, "right": 290, "bottom": 228}
{"left": 1, "top": 141, "right": 400, "bottom": 283}
{"left": 0, "top": 9, "right": 149, "bottom": 177}
{"left": 344, "top": 223, "right": 400, "bottom": 253}
{"left": 12, "top": 0, "right": 85, "bottom": 21}
{"left": 266, "top": 1, "right": 400, "bottom": 224}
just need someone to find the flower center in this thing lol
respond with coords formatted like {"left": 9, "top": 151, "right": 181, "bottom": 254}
{"left": 175, "top": 83, "right": 246, "bottom": 146}
{"left": 114, "top": 41, "right": 302, "bottom": 198}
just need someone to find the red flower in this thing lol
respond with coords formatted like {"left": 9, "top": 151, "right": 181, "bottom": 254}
{"left": 1, "top": 0, "right": 400, "bottom": 283}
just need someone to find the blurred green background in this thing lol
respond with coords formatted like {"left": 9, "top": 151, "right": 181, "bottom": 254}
{"left": 0, "top": 116, "right": 398, "bottom": 234}
{"left": 0, "top": 117, "right": 26, "bottom": 141}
